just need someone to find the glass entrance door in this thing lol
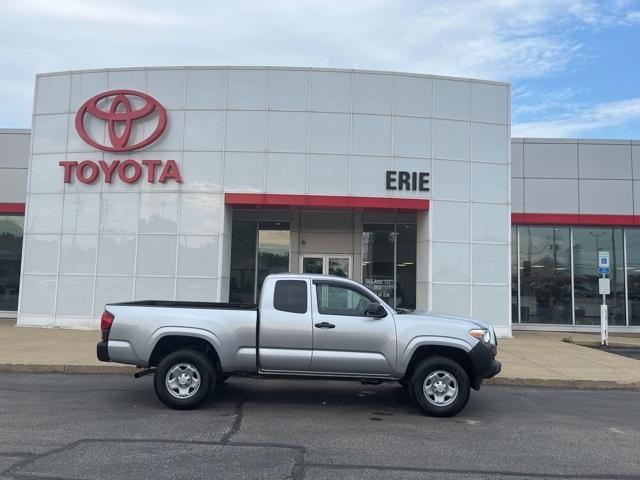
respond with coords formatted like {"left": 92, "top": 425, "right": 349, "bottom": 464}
{"left": 300, "top": 255, "right": 351, "bottom": 278}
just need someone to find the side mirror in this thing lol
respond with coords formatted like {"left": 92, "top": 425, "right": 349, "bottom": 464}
{"left": 365, "top": 303, "right": 387, "bottom": 318}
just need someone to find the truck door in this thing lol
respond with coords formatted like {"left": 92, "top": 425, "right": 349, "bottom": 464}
{"left": 258, "top": 278, "right": 313, "bottom": 371}
{"left": 309, "top": 280, "right": 396, "bottom": 375}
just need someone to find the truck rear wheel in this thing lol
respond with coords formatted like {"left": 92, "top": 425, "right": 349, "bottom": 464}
{"left": 409, "top": 356, "right": 470, "bottom": 417}
{"left": 154, "top": 349, "right": 215, "bottom": 410}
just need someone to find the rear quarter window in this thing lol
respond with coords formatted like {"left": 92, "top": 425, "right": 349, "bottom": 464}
{"left": 273, "top": 280, "right": 307, "bottom": 314}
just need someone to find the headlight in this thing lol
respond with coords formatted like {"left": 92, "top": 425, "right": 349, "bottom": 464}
{"left": 469, "top": 328, "right": 491, "bottom": 343}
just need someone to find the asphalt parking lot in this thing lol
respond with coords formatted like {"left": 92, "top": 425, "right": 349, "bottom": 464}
{"left": 0, "top": 374, "right": 639, "bottom": 479}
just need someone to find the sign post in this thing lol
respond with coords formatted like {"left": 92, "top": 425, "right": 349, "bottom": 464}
{"left": 598, "top": 251, "right": 610, "bottom": 347}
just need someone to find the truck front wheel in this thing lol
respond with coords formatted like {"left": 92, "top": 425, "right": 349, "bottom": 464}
{"left": 409, "top": 356, "right": 470, "bottom": 417}
{"left": 154, "top": 349, "right": 216, "bottom": 410}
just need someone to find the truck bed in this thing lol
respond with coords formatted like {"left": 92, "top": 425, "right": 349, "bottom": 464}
{"left": 107, "top": 300, "right": 258, "bottom": 310}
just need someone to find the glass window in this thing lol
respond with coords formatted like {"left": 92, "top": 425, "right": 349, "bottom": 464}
{"left": 230, "top": 219, "right": 291, "bottom": 303}
{"left": 0, "top": 215, "right": 24, "bottom": 311}
{"left": 302, "top": 256, "right": 323, "bottom": 274}
{"left": 256, "top": 222, "right": 290, "bottom": 299}
{"left": 328, "top": 257, "right": 349, "bottom": 277}
{"left": 229, "top": 221, "right": 257, "bottom": 303}
{"left": 316, "top": 283, "right": 375, "bottom": 316}
{"left": 396, "top": 224, "right": 416, "bottom": 309}
{"left": 362, "top": 224, "right": 395, "bottom": 305}
{"left": 573, "top": 228, "right": 625, "bottom": 326}
{"left": 616, "top": 228, "right": 640, "bottom": 326}
{"left": 627, "top": 229, "right": 640, "bottom": 325}
{"left": 362, "top": 223, "right": 416, "bottom": 309}
{"left": 519, "top": 227, "right": 572, "bottom": 324}
{"left": 511, "top": 227, "right": 519, "bottom": 323}
{"left": 273, "top": 280, "right": 307, "bottom": 314}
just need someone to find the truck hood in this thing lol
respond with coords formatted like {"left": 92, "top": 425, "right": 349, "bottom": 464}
{"left": 398, "top": 310, "right": 492, "bottom": 331}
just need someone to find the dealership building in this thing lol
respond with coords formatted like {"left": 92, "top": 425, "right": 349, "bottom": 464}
{"left": 1, "top": 66, "right": 640, "bottom": 336}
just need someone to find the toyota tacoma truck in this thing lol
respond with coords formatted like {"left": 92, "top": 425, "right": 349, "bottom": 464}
{"left": 97, "top": 274, "right": 500, "bottom": 417}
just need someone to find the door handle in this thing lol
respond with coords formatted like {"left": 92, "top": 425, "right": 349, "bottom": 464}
{"left": 314, "top": 322, "right": 335, "bottom": 329}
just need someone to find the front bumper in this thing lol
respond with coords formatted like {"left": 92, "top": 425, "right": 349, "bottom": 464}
{"left": 97, "top": 341, "right": 110, "bottom": 362}
{"left": 469, "top": 341, "right": 501, "bottom": 389}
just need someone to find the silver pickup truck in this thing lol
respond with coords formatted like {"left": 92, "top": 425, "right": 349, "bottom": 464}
{"left": 97, "top": 273, "right": 500, "bottom": 417}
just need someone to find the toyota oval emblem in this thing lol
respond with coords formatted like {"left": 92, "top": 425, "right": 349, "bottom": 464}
{"left": 75, "top": 90, "right": 167, "bottom": 152}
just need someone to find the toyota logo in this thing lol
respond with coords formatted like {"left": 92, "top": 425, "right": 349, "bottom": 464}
{"left": 75, "top": 90, "right": 167, "bottom": 152}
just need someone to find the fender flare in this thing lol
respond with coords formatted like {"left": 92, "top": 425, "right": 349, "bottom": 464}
{"left": 397, "top": 335, "right": 474, "bottom": 375}
{"left": 146, "top": 327, "right": 224, "bottom": 367}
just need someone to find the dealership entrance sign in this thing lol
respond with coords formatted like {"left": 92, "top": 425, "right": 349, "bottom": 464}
{"left": 75, "top": 90, "right": 167, "bottom": 152}
{"left": 58, "top": 159, "right": 181, "bottom": 184}
{"left": 385, "top": 171, "right": 430, "bottom": 191}
{"left": 58, "top": 89, "right": 181, "bottom": 184}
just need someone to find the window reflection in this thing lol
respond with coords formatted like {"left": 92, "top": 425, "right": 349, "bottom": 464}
{"left": 0, "top": 215, "right": 24, "bottom": 311}
{"left": 328, "top": 257, "right": 349, "bottom": 277}
{"left": 519, "top": 227, "right": 572, "bottom": 324}
{"left": 257, "top": 222, "right": 290, "bottom": 299}
{"left": 230, "top": 219, "right": 290, "bottom": 304}
{"left": 362, "top": 223, "right": 416, "bottom": 309}
{"left": 362, "top": 225, "right": 395, "bottom": 306}
{"left": 229, "top": 221, "right": 257, "bottom": 304}
{"left": 626, "top": 230, "right": 640, "bottom": 325}
{"left": 511, "top": 228, "right": 519, "bottom": 322}
{"left": 573, "top": 228, "right": 625, "bottom": 326}
{"left": 512, "top": 226, "right": 631, "bottom": 326}
{"left": 302, "top": 257, "right": 323, "bottom": 274}
{"left": 396, "top": 224, "right": 416, "bottom": 309}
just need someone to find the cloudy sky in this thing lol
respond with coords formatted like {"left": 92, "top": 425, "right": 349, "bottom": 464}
{"left": 1, "top": 0, "right": 639, "bottom": 138}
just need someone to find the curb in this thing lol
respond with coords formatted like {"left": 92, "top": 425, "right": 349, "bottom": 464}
{"left": 487, "top": 376, "right": 640, "bottom": 389}
{"left": 1, "top": 364, "right": 639, "bottom": 388}
{"left": 0, "top": 363, "right": 138, "bottom": 375}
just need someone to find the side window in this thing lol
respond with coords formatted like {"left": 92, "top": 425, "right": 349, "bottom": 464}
{"left": 316, "top": 283, "right": 376, "bottom": 316}
{"left": 273, "top": 280, "right": 308, "bottom": 314}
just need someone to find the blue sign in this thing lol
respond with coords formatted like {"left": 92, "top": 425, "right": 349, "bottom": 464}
{"left": 598, "top": 267, "right": 609, "bottom": 275}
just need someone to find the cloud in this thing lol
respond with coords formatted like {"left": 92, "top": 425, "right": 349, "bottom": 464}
{"left": 4, "top": 0, "right": 195, "bottom": 26}
{"left": 0, "top": 0, "right": 638, "bottom": 130}
{"left": 512, "top": 97, "right": 640, "bottom": 138}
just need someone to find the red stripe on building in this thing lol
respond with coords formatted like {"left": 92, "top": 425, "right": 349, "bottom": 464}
{"left": 0, "top": 203, "right": 25, "bottom": 214}
{"left": 511, "top": 213, "right": 640, "bottom": 227}
{"left": 225, "top": 193, "right": 429, "bottom": 211}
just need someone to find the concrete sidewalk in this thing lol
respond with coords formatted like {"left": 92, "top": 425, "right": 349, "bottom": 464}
{"left": 0, "top": 319, "right": 136, "bottom": 374}
{"left": 490, "top": 330, "right": 640, "bottom": 388}
{"left": 1, "top": 319, "right": 640, "bottom": 388}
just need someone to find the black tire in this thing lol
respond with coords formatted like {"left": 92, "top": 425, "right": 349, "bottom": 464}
{"left": 409, "top": 356, "right": 470, "bottom": 417}
{"left": 154, "top": 349, "right": 215, "bottom": 410}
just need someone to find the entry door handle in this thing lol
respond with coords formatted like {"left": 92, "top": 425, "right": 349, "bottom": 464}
{"left": 314, "top": 322, "right": 335, "bottom": 329}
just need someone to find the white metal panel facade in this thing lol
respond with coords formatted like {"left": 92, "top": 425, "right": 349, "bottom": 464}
{"left": 17, "top": 67, "right": 511, "bottom": 333}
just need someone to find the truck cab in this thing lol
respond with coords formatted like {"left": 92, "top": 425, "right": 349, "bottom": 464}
{"left": 258, "top": 275, "right": 397, "bottom": 375}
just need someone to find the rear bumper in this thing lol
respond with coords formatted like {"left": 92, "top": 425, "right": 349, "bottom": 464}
{"left": 469, "top": 341, "right": 501, "bottom": 389}
{"left": 97, "top": 341, "right": 110, "bottom": 362}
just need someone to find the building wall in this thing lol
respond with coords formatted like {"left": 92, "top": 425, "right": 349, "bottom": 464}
{"left": 511, "top": 138, "right": 640, "bottom": 331}
{"left": 0, "top": 129, "right": 30, "bottom": 204}
{"left": 512, "top": 138, "right": 640, "bottom": 216}
{"left": 427, "top": 79, "right": 511, "bottom": 335}
{"left": 0, "top": 129, "right": 29, "bottom": 316}
{"left": 18, "top": 67, "right": 511, "bottom": 332}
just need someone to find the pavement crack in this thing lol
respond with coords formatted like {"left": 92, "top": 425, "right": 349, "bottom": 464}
{"left": 1, "top": 440, "right": 86, "bottom": 478}
{"left": 289, "top": 446, "right": 306, "bottom": 480}
{"left": 220, "top": 392, "right": 251, "bottom": 444}
{"left": 3, "top": 438, "right": 309, "bottom": 480}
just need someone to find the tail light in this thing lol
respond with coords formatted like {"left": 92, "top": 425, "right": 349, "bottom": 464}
{"left": 100, "top": 310, "right": 114, "bottom": 340}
